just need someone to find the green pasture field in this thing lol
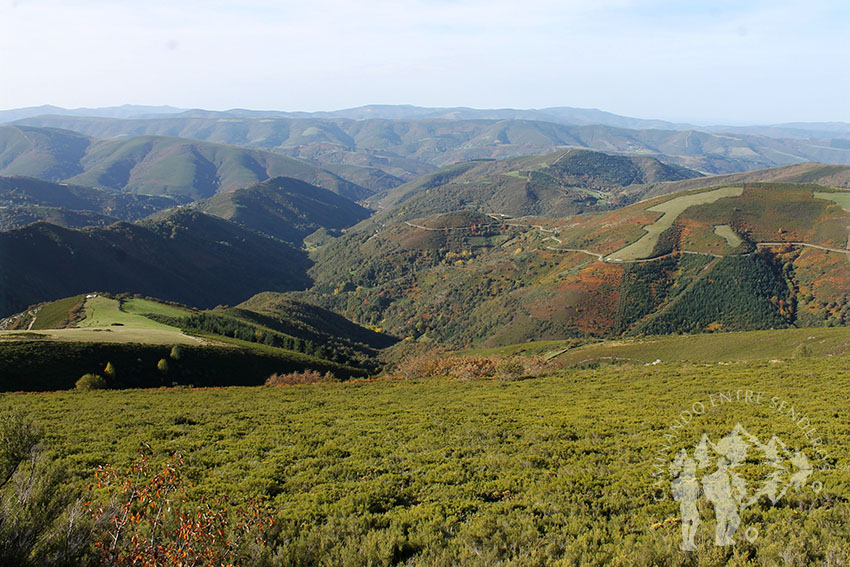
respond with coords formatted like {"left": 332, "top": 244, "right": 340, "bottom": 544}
{"left": 29, "top": 294, "right": 85, "bottom": 330}
{"left": 608, "top": 186, "right": 744, "bottom": 261}
{"left": 0, "top": 296, "right": 204, "bottom": 345}
{"left": 712, "top": 224, "right": 743, "bottom": 248}
{"left": 457, "top": 338, "right": 589, "bottom": 358}
{"left": 77, "top": 296, "right": 179, "bottom": 330}
{"left": 120, "top": 297, "right": 192, "bottom": 318}
{"left": 550, "top": 326, "right": 850, "bottom": 366}
{"left": 3, "top": 356, "right": 849, "bottom": 565}
{"left": 815, "top": 191, "right": 850, "bottom": 211}
{"left": 11, "top": 295, "right": 207, "bottom": 345}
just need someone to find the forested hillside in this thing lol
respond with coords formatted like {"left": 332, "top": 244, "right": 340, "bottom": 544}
{"left": 0, "top": 210, "right": 312, "bottom": 315}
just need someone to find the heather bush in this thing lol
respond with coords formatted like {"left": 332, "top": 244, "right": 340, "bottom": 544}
{"left": 494, "top": 357, "right": 526, "bottom": 380}
{"left": 438, "top": 356, "right": 497, "bottom": 380}
{"left": 793, "top": 343, "right": 812, "bottom": 358}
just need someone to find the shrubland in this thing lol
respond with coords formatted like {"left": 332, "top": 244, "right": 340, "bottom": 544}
{"left": 2, "top": 356, "right": 849, "bottom": 565}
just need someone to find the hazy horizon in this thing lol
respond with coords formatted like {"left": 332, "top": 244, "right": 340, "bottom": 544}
{"left": 4, "top": 102, "right": 850, "bottom": 128}
{"left": 1, "top": 0, "right": 848, "bottom": 124}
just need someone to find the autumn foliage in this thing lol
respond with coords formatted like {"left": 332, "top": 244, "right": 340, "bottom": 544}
{"left": 87, "top": 452, "right": 270, "bottom": 567}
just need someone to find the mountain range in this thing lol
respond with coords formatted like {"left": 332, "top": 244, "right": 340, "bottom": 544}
{"left": 0, "top": 104, "right": 186, "bottom": 122}
{"left": 0, "top": 125, "right": 373, "bottom": 200}
{"left": 12, "top": 113, "right": 850, "bottom": 180}
{"left": 304, "top": 175, "right": 850, "bottom": 345}
{"left": 7, "top": 104, "right": 850, "bottom": 140}
{"left": 366, "top": 149, "right": 701, "bottom": 221}
{"left": 4, "top": 102, "right": 850, "bottom": 352}
{"left": 191, "top": 176, "right": 371, "bottom": 244}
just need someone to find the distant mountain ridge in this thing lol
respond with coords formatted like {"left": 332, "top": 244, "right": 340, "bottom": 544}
{"left": 620, "top": 162, "right": 850, "bottom": 202}
{"left": 0, "top": 125, "right": 372, "bottom": 200}
{"left": 368, "top": 149, "right": 701, "bottom": 220}
{"left": 13, "top": 113, "right": 850, "bottom": 178}
{"left": 9, "top": 103, "right": 849, "bottom": 138}
{"left": 0, "top": 104, "right": 185, "bottom": 122}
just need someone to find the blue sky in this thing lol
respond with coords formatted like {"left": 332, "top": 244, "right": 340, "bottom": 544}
{"left": 0, "top": 0, "right": 848, "bottom": 123}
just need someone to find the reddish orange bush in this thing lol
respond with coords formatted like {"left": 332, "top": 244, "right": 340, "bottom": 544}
{"left": 87, "top": 452, "right": 270, "bottom": 567}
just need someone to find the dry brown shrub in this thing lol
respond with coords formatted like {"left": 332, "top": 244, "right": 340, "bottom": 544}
{"left": 392, "top": 354, "right": 442, "bottom": 380}
{"left": 495, "top": 357, "right": 526, "bottom": 380}
{"left": 437, "top": 356, "right": 497, "bottom": 380}
{"left": 265, "top": 369, "right": 335, "bottom": 386}
{"left": 393, "top": 354, "right": 551, "bottom": 380}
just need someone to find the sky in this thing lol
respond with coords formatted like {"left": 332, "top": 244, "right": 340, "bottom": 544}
{"left": 0, "top": 0, "right": 848, "bottom": 124}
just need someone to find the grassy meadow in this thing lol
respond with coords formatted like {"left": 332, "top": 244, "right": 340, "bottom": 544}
{"left": 2, "top": 295, "right": 205, "bottom": 345}
{"left": 814, "top": 191, "right": 850, "bottom": 212}
{"left": 3, "top": 355, "right": 849, "bottom": 565}
{"left": 76, "top": 296, "right": 192, "bottom": 330}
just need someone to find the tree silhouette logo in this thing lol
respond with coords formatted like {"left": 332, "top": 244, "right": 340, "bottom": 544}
{"left": 669, "top": 423, "right": 815, "bottom": 550}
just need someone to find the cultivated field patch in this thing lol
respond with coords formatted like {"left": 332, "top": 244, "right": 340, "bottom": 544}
{"left": 607, "top": 186, "right": 744, "bottom": 261}
{"left": 120, "top": 298, "right": 192, "bottom": 318}
{"left": 77, "top": 296, "right": 180, "bottom": 331}
{"left": 713, "top": 224, "right": 743, "bottom": 248}
{"left": 814, "top": 190, "right": 850, "bottom": 211}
